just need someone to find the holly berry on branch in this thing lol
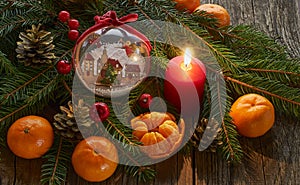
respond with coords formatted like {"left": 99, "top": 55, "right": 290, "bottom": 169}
{"left": 89, "top": 102, "right": 110, "bottom": 122}
{"left": 58, "top": 10, "right": 80, "bottom": 41}
{"left": 139, "top": 93, "right": 153, "bottom": 109}
{"left": 68, "top": 19, "right": 80, "bottom": 30}
{"left": 68, "top": 30, "right": 80, "bottom": 41}
{"left": 56, "top": 60, "right": 72, "bottom": 74}
{"left": 58, "top": 10, "right": 70, "bottom": 22}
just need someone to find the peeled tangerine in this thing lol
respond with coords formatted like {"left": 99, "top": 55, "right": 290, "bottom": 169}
{"left": 131, "top": 112, "right": 185, "bottom": 159}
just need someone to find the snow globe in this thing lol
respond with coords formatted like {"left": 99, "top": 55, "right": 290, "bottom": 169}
{"left": 73, "top": 23, "right": 152, "bottom": 98}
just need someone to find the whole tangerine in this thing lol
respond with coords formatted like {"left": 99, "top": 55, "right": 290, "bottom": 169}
{"left": 194, "top": 4, "right": 230, "bottom": 27}
{"left": 174, "top": 0, "right": 200, "bottom": 13}
{"left": 7, "top": 115, "right": 54, "bottom": 159}
{"left": 72, "top": 136, "right": 118, "bottom": 182}
{"left": 230, "top": 93, "right": 275, "bottom": 138}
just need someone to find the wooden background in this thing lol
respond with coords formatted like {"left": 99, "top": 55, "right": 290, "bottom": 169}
{"left": 1, "top": 0, "right": 299, "bottom": 184}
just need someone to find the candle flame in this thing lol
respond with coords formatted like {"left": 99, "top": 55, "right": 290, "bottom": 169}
{"left": 180, "top": 48, "right": 192, "bottom": 71}
{"left": 184, "top": 48, "right": 192, "bottom": 67}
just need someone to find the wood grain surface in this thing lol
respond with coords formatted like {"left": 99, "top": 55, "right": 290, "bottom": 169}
{"left": 1, "top": 0, "right": 299, "bottom": 184}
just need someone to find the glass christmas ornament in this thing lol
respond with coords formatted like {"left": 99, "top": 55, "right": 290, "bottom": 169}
{"left": 72, "top": 11, "right": 152, "bottom": 97}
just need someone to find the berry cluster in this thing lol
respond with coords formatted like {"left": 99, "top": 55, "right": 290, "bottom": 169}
{"left": 58, "top": 10, "right": 80, "bottom": 41}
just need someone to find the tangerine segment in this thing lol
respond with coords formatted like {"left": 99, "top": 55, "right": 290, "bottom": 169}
{"left": 140, "top": 112, "right": 175, "bottom": 130}
{"left": 132, "top": 121, "right": 148, "bottom": 140}
{"left": 7, "top": 115, "right": 54, "bottom": 159}
{"left": 230, "top": 93, "right": 275, "bottom": 138}
{"left": 72, "top": 136, "right": 118, "bottom": 182}
{"left": 159, "top": 120, "right": 179, "bottom": 138}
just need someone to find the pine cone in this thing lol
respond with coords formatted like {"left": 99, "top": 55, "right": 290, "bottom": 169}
{"left": 190, "top": 118, "right": 223, "bottom": 152}
{"left": 15, "top": 24, "right": 56, "bottom": 66}
{"left": 53, "top": 100, "right": 96, "bottom": 141}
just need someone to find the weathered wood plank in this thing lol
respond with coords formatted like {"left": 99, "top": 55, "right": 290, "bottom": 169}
{"left": 204, "top": 0, "right": 300, "bottom": 57}
{"left": 0, "top": 149, "right": 15, "bottom": 185}
{"left": 14, "top": 157, "right": 42, "bottom": 185}
{"left": 260, "top": 119, "right": 300, "bottom": 185}
{"left": 195, "top": 151, "right": 232, "bottom": 185}
{"left": 177, "top": 153, "right": 193, "bottom": 185}
{"left": 153, "top": 155, "right": 178, "bottom": 185}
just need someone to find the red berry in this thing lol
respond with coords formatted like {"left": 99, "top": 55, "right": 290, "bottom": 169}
{"left": 58, "top": 11, "right": 70, "bottom": 22}
{"left": 68, "top": 30, "right": 79, "bottom": 41}
{"left": 89, "top": 102, "right": 110, "bottom": 122}
{"left": 56, "top": 60, "right": 72, "bottom": 74}
{"left": 139, "top": 93, "right": 153, "bottom": 109}
{"left": 68, "top": 19, "right": 80, "bottom": 30}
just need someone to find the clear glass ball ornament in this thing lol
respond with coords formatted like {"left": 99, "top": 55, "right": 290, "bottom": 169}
{"left": 73, "top": 25, "right": 151, "bottom": 97}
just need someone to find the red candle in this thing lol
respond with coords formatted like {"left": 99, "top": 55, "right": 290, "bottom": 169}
{"left": 164, "top": 49, "right": 206, "bottom": 117}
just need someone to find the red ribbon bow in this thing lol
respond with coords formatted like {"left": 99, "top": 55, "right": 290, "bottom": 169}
{"left": 73, "top": 11, "right": 151, "bottom": 62}
{"left": 94, "top": 11, "right": 138, "bottom": 26}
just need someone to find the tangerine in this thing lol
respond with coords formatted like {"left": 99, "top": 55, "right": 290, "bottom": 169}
{"left": 194, "top": 4, "right": 230, "bottom": 27}
{"left": 131, "top": 112, "right": 185, "bottom": 159}
{"left": 174, "top": 0, "right": 200, "bottom": 13}
{"left": 230, "top": 93, "right": 275, "bottom": 138}
{"left": 71, "top": 136, "right": 118, "bottom": 182}
{"left": 7, "top": 115, "right": 54, "bottom": 159}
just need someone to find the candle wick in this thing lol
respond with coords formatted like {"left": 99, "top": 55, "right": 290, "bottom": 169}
{"left": 181, "top": 61, "right": 192, "bottom": 71}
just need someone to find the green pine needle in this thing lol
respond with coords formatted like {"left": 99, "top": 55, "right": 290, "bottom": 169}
{"left": 40, "top": 136, "right": 73, "bottom": 185}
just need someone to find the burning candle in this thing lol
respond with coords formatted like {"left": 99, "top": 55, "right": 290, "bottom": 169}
{"left": 164, "top": 49, "right": 206, "bottom": 116}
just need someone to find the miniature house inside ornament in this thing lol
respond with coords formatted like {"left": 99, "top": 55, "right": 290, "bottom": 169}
{"left": 73, "top": 11, "right": 151, "bottom": 97}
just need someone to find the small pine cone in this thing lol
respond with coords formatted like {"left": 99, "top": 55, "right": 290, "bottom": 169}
{"left": 74, "top": 99, "right": 98, "bottom": 137}
{"left": 15, "top": 24, "right": 56, "bottom": 66}
{"left": 53, "top": 100, "right": 96, "bottom": 141}
{"left": 191, "top": 118, "right": 223, "bottom": 152}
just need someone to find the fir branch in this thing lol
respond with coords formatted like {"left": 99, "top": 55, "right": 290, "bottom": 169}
{"left": 225, "top": 25, "right": 289, "bottom": 60}
{"left": 62, "top": 79, "right": 72, "bottom": 96}
{"left": 0, "top": 0, "right": 54, "bottom": 37}
{"left": 191, "top": 10, "right": 243, "bottom": 41}
{"left": 226, "top": 76, "right": 300, "bottom": 106}
{"left": 40, "top": 136, "right": 73, "bottom": 185}
{"left": 106, "top": 119, "right": 137, "bottom": 146}
{"left": 25, "top": 74, "right": 60, "bottom": 105}
{"left": 245, "top": 68, "right": 300, "bottom": 77}
{"left": 0, "top": 65, "right": 53, "bottom": 106}
{"left": 219, "top": 112, "right": 243, "bottom": 163}
{"left": 123, "top": 165, "right": 156, "bottom": 182}
{"left": 226, "top": 75, "right": 300, "bottom": 117}
{"left": 0, "top": 50, "right": 17, "bottom": 75}
{"left": 0, "top": 68, "right": 60, "bottom": 127}
{"left": 0, "top": 104, "right": 28, "bottom": 125}
{"left": 240, "top": 59, "right": 300, "bottom": 87}
{"left": 200, "top": 68, "right": 243, "bottom": 163}
{"left": 132, "top": 0, "right": 242, "bottom": 74}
